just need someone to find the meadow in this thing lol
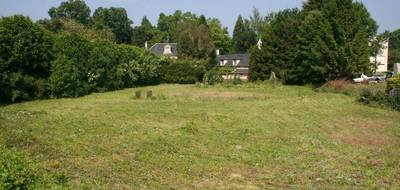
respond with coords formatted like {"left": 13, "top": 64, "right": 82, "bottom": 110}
{"left": 1, "top": 83, "right": 399, "bottom": 189}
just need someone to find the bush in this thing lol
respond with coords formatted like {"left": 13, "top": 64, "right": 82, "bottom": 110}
{"left": 162, "top": 60, "right": 205, "bottom": 84}
{"left": 0, "top": 16, "right": 54, "bottom": 103}
{"left": 387, "top": 74, "right": 400, "bottom": 93}
{"left": 49, "top": 32, "right": 164, "bottom": 98}
{"left": 49, "top": 55, "right": 90, "bottom": 98}
{"left": 232, "top": 76, "right": 243, "bottom": 85}
{"left": 388, "top": 89, "right": 400, "bottom": 111}
{"left": 203, "top": 68, "right": 224, "bottom": 85}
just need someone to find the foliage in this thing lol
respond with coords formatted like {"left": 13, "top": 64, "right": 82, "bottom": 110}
{"left": 387, "top": 74, "right": 400, "bottom": 93}
{"left": 61, "top": 19, "right": 115, "bottom": 41}
{"left": 0, "top": 16, "right": 54, "bottom": 103}
{"left": 249, "top": 8, "right": 269, "bottom": 37}
{"left": 208, "top": 18, "right": 233, "bottom": 54}
{"left": 176, "top": 23, "right": 214, "bottom": 59}
{"left": 359, "top": 87, "right": 400, "bottom": 111}
{"left": 203, "top": 68, "right": 224, "bottom": 85}
{"left": 389, "top": 29, "right": 400, "bottom": 65}
{"left": 132, "top": 16, "right": 166, "bottom": 48}
{"left": 250, "top": 0, "right": 378, "bottom": 85}
{"left": 49, "top": 32, "right": 163, "bottom": 97}
{"left": 162, "top": 60, "right": 205, "bottom": 84}
{"left": 49, "top": 0, "right": 91, "bottom": 25}
{"left": 49, "top": 44, "right": 91, "bottom": 98}
{"left": 92, "top": 7, "right": 133, "bottom": 44}
{"left": 232, "top": 16, "right": 257, "bottom": 53}
{"left": 290, "top": 10, "right": 336, "bottom": 84}
{"left": 249, "top": 9, "right": 302, "bottom": 82}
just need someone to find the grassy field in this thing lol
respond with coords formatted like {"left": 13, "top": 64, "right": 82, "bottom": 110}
{"left": 1, "top": 83, "right": 399, "bottom": 189}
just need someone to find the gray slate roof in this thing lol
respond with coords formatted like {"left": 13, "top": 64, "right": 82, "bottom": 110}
{"left": 217, "top": 53, "right": 250, "bottom": 67}
{"left": 150, "top": 43, "right": 178, "bottom": 57}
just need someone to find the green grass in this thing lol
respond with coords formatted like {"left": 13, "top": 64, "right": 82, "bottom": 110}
{"left": 1, "top": 83, "right": 399, "bottom": 189}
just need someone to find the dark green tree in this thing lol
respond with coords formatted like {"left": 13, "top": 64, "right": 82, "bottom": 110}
{"left": 92, "top": 7, "right": 133, "bottom": 44}
{"left": 49, "top": 33, "right": 91, "bottom": 98}
{"left": 303, "top": 0, "right": 377, "bottom": 78}
{"left": 290, "top": 11, "right": 337, "bottom": 84}
{"left": 48, "top": 0, "right": 91, "bottom": 25}
{"left": 0, "top": 16, "right": 54, "bottom": 103}
{"left": 249, "top": 9, "right": 302, "bottom": 82}
{"left": 208, "top": 18, "right": 233, "bottom": 54}
{"left": 233, "top": 16, "right": 257, "bottom": 53}
{"left": 132, "top": 16, "right": 166, "bottom": 47}
{"left": 389, "top": 29, "right": 400, "bottom": 66}
{"left": 176, "top": 23, "right": 214, "bottom": 59}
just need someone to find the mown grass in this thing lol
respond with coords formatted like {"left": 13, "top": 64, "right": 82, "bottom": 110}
{"left": 1, "top": 83, "right": 399, "bottom": 189}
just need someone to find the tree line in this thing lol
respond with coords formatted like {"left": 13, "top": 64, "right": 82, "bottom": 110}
{"left": 1, "top": 0, "right": 397, "bottom": 103}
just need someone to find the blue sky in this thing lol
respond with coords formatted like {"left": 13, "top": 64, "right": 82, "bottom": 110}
{"left": 0, "top": 0, "right": 398, "bottom": 34}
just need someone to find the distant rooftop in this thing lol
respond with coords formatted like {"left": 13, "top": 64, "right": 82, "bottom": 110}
{"left": 149, "top": 43, "right": 178, "bottom": 57}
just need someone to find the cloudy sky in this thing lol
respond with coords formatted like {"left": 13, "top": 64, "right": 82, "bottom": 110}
{"left": 0, "top": 0, "right": 398, "bottom": 34}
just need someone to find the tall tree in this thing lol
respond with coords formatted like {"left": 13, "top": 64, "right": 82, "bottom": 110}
{"left": 290, "top": 10, "right": 337, "bottom": 84}
{"left": 389, "top": 29, "right": 400, "bottom": 66}
{"left": 232, "top": 16, "right": 256, "bottom": 53}
{"left": 303, "top": 0, "right": 378, "bottom": 78}
{"left": 92, "top": 7, "right": 133, "bottom": 44}
{"left": 249, "top": 9, "right": 302, "bottom": 81}
{"left": 48, "top": 0, "right": 91, "bottom": 25}
{"left": 208, "top": 18, "right": 233, "bottom": 54}
{"left": 132, "top": 16, "right": 167, "bottom": 47}
{"left": 249, "top": 8, "right": 269, "bottom": 37}
{"left": 176, "top": 23, "right": 214, "bottom": 59}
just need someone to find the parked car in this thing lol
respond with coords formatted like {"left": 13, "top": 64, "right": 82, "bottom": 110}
{"left": 353, "top": 74, "right": 386, "bottom": 83}
{"left": 353, "top": 74, "right": 370, "bottom": 83}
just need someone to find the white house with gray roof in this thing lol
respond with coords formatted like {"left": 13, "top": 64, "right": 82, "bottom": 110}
{"left": 217, "top": 53, "right": 250, "bottom": 80}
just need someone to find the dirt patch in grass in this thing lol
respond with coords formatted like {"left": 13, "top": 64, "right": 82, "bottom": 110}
{"left": 168, "top": 91, "right": 270, "bottom": 100}
{"left": 331, "top": 131, "right": 394, "bottom": 146}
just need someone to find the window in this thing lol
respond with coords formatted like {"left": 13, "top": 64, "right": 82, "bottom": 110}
{"left": 163, "top": 45, "right": 172, "bottom": 55}
{"left": 220, "top": 60, "right": 228, "bottom": 66}
{"left": 233, "top": 59, "right": 240, "bottom": 66}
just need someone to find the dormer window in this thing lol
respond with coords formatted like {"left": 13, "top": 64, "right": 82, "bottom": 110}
{"left": 163, "top": 44, "right": 172, "bottom": 55}
{"left": 233, "top": 59, "right": 240, "bottom": 66}
{"left": 220, "top": 60, "right": 228, "bottom": 66}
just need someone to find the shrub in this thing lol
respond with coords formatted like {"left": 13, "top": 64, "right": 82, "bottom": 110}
{"left": 49, "top": 55, "right": 90, "bottom": 98}
{"left": 386, "top": 74, "right": 400, "bottom": 93}
{"left": 232, "top": 76, "right": 243, "bottom": 85}
{"left": 0, "top": 16, "right": 54, "bottom": 103}
{"left": 162, "top": 60, "right": 205, "bottom": 84}
{"left": 388, "top": 89, "right": 400, "bottom": 111}
{"left": 203, "top": 68, "right": 224, "bottom": 85}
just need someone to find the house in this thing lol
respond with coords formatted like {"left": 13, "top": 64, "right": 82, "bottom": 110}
{"left": 394, "top": 63, "right": 400, "bottom": 76}
{"left": 149, "top": 43, "right": 178, "bottom": 59}
{"left": 217, "top": 53, "right": 250, "bottom": 80}
{"left": 370, "top": 40, "right": 389, "bottom": 73}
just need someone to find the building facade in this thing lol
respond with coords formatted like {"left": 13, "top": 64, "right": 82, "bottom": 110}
{"left": 370, "top": 40, "right": 389, "bottom": 73}
{"left": 217, "top": 53, "right": 250, "bottom": 80}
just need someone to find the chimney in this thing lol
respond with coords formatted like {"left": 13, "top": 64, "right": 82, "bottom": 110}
{"left": 216, "top": 49, "right": 220, "bottom": 56}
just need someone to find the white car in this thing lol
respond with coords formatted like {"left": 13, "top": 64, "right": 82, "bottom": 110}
{"left": 353, "top": 74, "right": 370, "bottom": 83}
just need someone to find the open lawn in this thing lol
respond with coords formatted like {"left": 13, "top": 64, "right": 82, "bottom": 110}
{"left": 1, "top": 83, "right": 399, "bottom": 189}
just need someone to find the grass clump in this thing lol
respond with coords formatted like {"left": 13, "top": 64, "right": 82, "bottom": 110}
{"left": 0, "top": 146, "right": 69, "bottom": 190}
